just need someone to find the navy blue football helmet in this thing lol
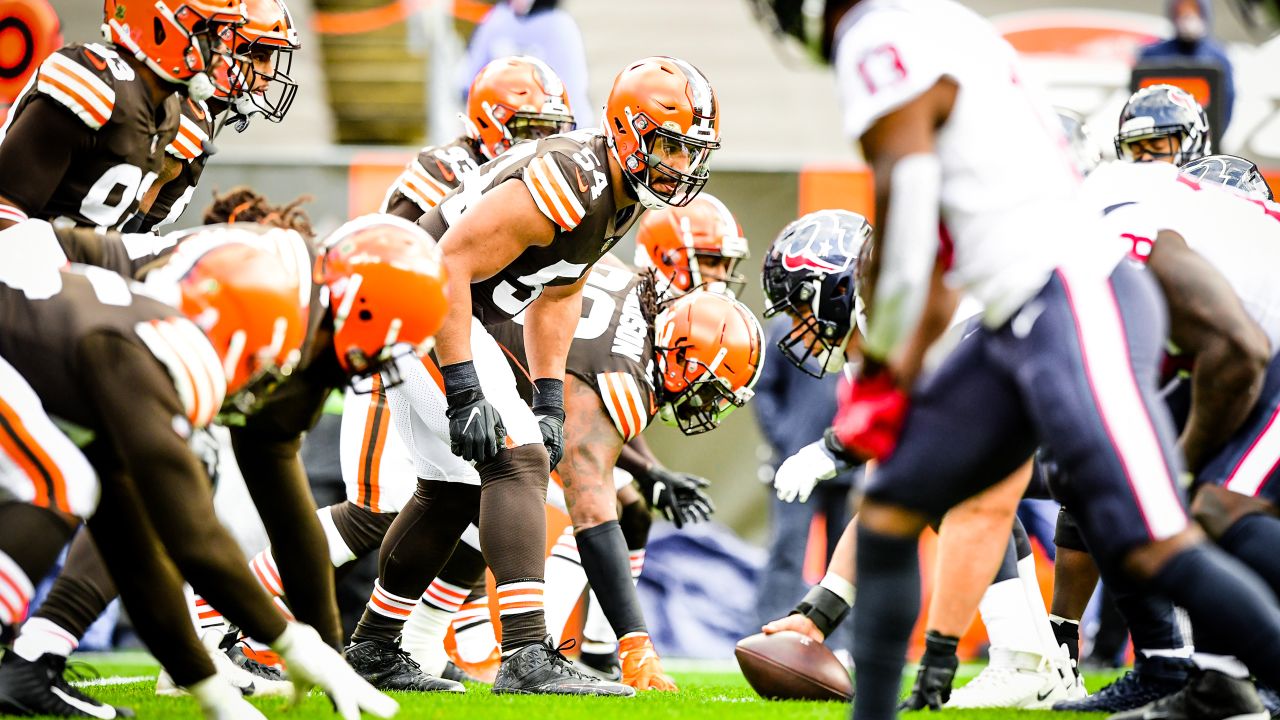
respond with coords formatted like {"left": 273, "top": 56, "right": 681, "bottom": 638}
{"left": 1180, "top": 154, "right": 1275, "bottom": 201}
{"left": 1114, "top": 85, "right": 1210, "bottom": 166}
{"left": 762, "top": 209, "right": 872, "bottom": 378}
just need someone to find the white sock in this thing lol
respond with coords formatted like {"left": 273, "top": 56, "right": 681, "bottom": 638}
{"left": 978, "top": 577, "right": 1045, "bottom": 657}
{"left": 544, "top": 529, "right": 587, "bottom": 645}
{"left": 451, "top": 597, "right": 497, "bottom": 664}
{"left": 629, "top": 549, "right": 645, "bottom": 580}
{"left": 189, "top": 593, "right": 228, "bottom": 636}
{"left": 1142, "top": 647, "right": 1195, "bottom": 659}
{"left": 1193, "top": 652, "right": 1250, "bottom": 679}
{"left": 0, "top": 550, "right": 34, "bottom": 629}
{"left": 317, "top": 506, "right": 357, "bottom": 567}
{"left": 1016, "top": 554, "right": 1064, "bottom": 660}
{"left": 582, "top": 591, "right": 618, "bottom": 654}
{"left": 402, "top": 577, "right": 467, "bottom": 675}
{"left": 13, "top": 617, "right": 76, "bottom": 662}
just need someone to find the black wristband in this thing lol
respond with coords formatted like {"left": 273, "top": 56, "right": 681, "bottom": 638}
{"left": 532, "top": 377, "right": 565, "bottom": 420}
{"left": 822, "top": 427, "right": 859, "bottom": 466}
{"left": 920, "top": 630, "right": 960, "bottom": 667}
{"left": 791, "top": 584, "right": 851, "bottom": 638}
{"left": 441, "top": 360, "right": 480, "bottom": 393}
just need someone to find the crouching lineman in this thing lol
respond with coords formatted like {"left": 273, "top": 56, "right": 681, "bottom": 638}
{"left": 339, "top": 56, "right": 720, "bottom": 696}
{"left": 0, "top": 210, "right": 445, "bottom": 718}
{"left": 759, "top": 210, "right": 1078, "bottom": 709}
{"left": 0, "top": 236, "right": 397, "bottom": 720}
{"left": 0, "top": 0, "right": 244, "bottom": 235}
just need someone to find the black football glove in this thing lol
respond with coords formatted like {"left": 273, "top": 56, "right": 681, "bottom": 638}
{"left": 638, "top": 465, "right": 715, "bottom": 529}
{"left": 899, "top": 631, "right": 959, "bottom": 711}
{"left": 442, "top": 361, "right": 506, "bottom": 463}
{"left": 532, "top": 378, "right": 565, "bottom": 470}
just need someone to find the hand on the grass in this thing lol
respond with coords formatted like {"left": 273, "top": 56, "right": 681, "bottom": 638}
{"left": 272, "top": 622, "right": 398, "bottom": 720}
{"left": 619, "top": 634, "right": 678, "bottom": 692}
{"left": 899, "top": 630, "right": 959, "bottom": 711}
{"left": 760, "top": 614, "right": 825, "bottom": 643}
{"left": 188, "top": 675, "right": 269, "bottom": 720}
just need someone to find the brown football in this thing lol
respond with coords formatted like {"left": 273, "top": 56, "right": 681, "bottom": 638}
{"left": 735, "top": 631, "right": 853, "bottom": 701}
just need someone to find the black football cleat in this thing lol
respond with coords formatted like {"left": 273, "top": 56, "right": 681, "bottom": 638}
{"left": 0, "top": 651, "right": 134, "bottom": 718}
{"left": 441, "top": 661, "right": 483, "bottom": 685}
{"left": 576, "top": 648, "right": 621, "bottom": 682}
{"left": 1107, "top": 669, "right": 1268, "bottom": 720}
{"left": 1054, "top": 655, "right": 1191, "bottom": 713}
{"left": 344, "top": 639, "right": 465, "bottom": 693}
{"left": 493, "top": 638, "right": 634, "bottom": 696}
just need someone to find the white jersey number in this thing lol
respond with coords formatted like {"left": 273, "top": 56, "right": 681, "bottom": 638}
{"left": 79, "top": 163, "right": 157, "bottom": 229}
{"left": 492, "top": 259, "right": 588, "bottom": 317}
{"left": 510, "top": 262, "right": 631, "bottom": 339}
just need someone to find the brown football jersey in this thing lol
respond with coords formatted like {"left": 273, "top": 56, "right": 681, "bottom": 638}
{"left": 0, "top": 43, "right": 180, "bottom": 229}
{"left": 419, "top": 129, "right": 644, "bottom": 327}
{"left": 0, "top": 266, "right": 225, "bottom": 431}
{"left": 489, "top": 262, "right": 658, "bottom": 441}
{"left": 381, "top": 136, "right": 484, "bottom": 222}
{"left": 139, "top": 96, "right": 216, "bottom": 231}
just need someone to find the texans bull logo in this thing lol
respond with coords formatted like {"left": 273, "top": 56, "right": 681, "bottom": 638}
{"left": 777, "top": 222, "right": 858, "bottom": 274}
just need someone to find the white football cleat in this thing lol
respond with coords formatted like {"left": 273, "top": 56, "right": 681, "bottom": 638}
{"left": 946, "top": 648, "right": 1077, "bottom": 709}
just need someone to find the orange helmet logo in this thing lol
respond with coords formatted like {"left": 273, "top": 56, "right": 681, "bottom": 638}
{"left": 605, "top": 56, "right": 720, "bottom": 209}
{"left": 103, "top": 0, "right": 246, "bottom": 93}
{"left": 635, "top": 193, "right": 749, "bottom": 298}
{"left": 465, "top": 55, "right": 575, "bottom": 160}
{"left": 316, "top": 214, "right": 449, "bottom": 382}
{"left": 654, "top": 291, "right": 764, "bottom": 435}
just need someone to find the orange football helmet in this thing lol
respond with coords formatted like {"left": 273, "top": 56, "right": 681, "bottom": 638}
{"left": 605, "top": 56, "right": 720, "bottom": 209}
{"left": 143, "top": 228, "right": 309, "bottom": 419}
{"left": 654, "top": 291, "right": 764, "bottom": 435}
{"left": 212, "top": 0, "right": 300, "bottom": 123}
{"left": 464, "top": 55, "right": 575, "bottom": 160}
{"left": 315, "top": 214, "right": 449, "bottom": 383}
{"left": 103, "top": 0, "right": 245, "bottom": 95}
{"left": 635, "top": 193, "right": 749, "bottom": 298}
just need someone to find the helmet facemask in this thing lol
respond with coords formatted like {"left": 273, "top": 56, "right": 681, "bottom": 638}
{"left": 621, "top": 110, "right": 718, "bottom": 209}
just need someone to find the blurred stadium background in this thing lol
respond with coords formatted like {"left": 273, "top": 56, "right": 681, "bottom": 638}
{"left": 8, "top": 0, "right": 1280, "bottom": 659}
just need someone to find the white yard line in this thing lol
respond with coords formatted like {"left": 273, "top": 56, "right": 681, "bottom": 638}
{"left": 70, "top": 675, "right": 151, "bottom": 687}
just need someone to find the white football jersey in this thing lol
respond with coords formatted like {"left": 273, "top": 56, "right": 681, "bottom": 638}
{"left": 833, "top": 0, "right": 1107, "bottom": 326}
{"left": 1083, "top": 160, "right": 1280, "bottom": 354}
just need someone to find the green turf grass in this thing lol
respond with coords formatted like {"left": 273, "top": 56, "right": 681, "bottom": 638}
{"left": 39, "top": 653, "right": 1128, "bottom": 720}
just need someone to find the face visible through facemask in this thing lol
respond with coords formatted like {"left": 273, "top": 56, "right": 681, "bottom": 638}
{"left": 1174, "top": 0, "right": 1207, "bottom": 42}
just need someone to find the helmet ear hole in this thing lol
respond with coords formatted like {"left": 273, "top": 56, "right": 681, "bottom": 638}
{"left": 358, "top": 309, "right": 373, "bottom": 322}
{"left": 154, "top": 18, "right": 167, "bottom": 45}
{"left": 834, "top": 276, "right": 851, "bottom": 298}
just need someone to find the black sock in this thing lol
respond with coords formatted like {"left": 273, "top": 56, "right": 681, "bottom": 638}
{"left": 1012, "top": 516, "right": 1033, "bottom": 561}
{"left": 576, "top": 521, "right": 646, "bottom": 638}
{"left": 1218, "top": 513, "right": 1280, "bottom": 597}
{"left": 1149, "top": 543, "right": 1280, "bottom": 686}
{"left": 992, "top": 532, "right": 1019, "bottom": 583}
{"left": 852, "top": 527, "right": 920, "bottom": 720}
{"left": 1050, "top": 617, "right": 1080, "bottom": 662}
{"left": 1113, "top": 583, "right": 1187, "bottom": 656}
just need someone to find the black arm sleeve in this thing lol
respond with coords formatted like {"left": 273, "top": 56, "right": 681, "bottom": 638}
{"left": 0, "top": 97, "right": 96, "bottom": 215}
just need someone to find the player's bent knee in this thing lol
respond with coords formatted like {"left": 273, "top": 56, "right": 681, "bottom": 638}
{"left": 857, "top": 500, "right": 929, "bottom": 537}
{"left": 1121, "top": 525, "right": 1206, "bottom": 581}
{"left": 617, "top": 499, "right": 651, "bottom": 548}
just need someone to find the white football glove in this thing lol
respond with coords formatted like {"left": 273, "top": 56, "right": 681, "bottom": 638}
{"left": 775, "top": 439, "right": 841, "bottom": 503}
{"left": 271, "top": 622, "right": 398, "bottom": 720}
{"left": 187, "top": 675, "right": 269, "bottom": 720}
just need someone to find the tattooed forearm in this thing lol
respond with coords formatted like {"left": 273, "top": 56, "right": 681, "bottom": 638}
{"left": 560, "top": 375, "right": 626, "bottom": 527}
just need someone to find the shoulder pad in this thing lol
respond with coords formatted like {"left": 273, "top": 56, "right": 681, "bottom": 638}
{"left": 36, "top": 45, "right": 127, "bottom": 130}
{"left": 133, "top": 316, "right": 228, "bottom": 428}
{"left": 166, "top": 103, "right": 212, "bottom": 160}
{"left": 394, "top": 150, "right": 455, "bottom": 212}
{"left": 523, "top": 150, "right": 592, "bottom": 232}
{"left": 595, "top": 371, "right": 652, "bottom": 441}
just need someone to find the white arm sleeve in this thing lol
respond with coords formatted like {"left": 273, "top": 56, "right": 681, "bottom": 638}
{"left": 863, "top": 152, "right": 941, "bottom": 360}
